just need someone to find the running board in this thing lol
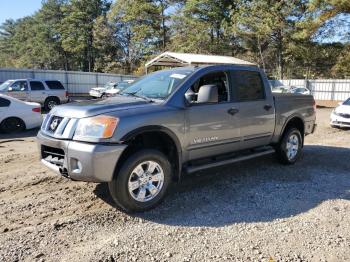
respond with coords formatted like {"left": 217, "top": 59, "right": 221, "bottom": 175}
{"left": 185, "top": 148, "right": 275, "bottom": 174}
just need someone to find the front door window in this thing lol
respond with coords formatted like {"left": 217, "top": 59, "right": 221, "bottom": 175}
{"left": 10, "top": 81, "right": 28, "bottom": 92}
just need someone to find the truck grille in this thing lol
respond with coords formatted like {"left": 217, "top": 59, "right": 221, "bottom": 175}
{"left": 41, "top": 114, "right": 78, "bottom": 139}
{"left": 41, "top": 145, "right": 65, "bottom": 167}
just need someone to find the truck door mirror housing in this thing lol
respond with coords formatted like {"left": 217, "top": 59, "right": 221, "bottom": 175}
{"left": 197, "top": 85, "right": 218, "bottom": 103}
{"left": 185, "top": 89, "right": 196, "bottom": 103}
{"left": 8, "top": 87, "right": 13, "bottom": 92}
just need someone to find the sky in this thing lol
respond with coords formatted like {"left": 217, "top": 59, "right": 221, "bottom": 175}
{"left": 0, "top": 0, "right": 43, "bottom": 24}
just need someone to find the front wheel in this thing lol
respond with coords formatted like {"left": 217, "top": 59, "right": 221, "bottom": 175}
{"left": 108, "top": 149, "right": 172, "bottom": 213}
{"left": 275, "top": 128, "right": 302, "bottom": 165}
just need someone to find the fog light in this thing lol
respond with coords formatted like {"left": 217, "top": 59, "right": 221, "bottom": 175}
{"left": 71, "top": 158, "right": 82, "bottom": 173}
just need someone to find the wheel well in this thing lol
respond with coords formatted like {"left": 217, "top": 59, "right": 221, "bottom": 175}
{"left": 45, "top": 96, "right": 60, "bottom": 103}
{"left": 282, "top": 117, "right": 305, "bottom": 144}
{"left": 115, "top": 131, "right": 180, "bottom": 181}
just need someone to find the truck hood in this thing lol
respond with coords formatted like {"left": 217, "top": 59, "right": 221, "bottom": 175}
{"left": 50, "top": 95, "right": 154, "bottom": 118}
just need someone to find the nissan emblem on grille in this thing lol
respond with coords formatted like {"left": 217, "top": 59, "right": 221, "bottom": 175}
{"left": 49, "top": 117, "right": 62, "bottom": 132}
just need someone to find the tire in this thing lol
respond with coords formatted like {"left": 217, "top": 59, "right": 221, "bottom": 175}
{"left": 44, "top": 97, "right": 60, "bottom": 111}
{"left": 0, "top": 117, "right": 25, "bottom": 133}
{"left": 275, "top": 128, "right": 303, "bottom": 165}
{"left": 108, "top": 149, "right": 172, "bottom": 213}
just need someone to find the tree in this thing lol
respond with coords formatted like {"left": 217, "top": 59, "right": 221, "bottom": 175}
{"left": 38, "top": 0, "right": 70, "bottom": 70}
{"left": 60, "top": 0, "right": 111, "bottom": 71}
{"left": 231, "top": 0, "right": 308, "bottom": 79}
{"left": 0, "top": 19, "right": 18, "bottom": 68}
{"left": 93, "top": 15, "right": 122, "bottom": 73}
{"left": 0, "top": 0, "right": 70, "bottom": 70}
{"left": 0, "top": 0, "right": 348, "bottom": 78}
{"left": 299, "top": 0, "right": 350, "bottom": 78}
{"left": 170, "top": 0, "right": 235, "bottom": 55}
{"left": 108, "top": 0, "right": 161, "bottom": 73}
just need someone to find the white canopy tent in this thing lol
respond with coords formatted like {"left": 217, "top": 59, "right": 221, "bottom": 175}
{"left": 145, "top": 52, "right": 255, "bottom": 73}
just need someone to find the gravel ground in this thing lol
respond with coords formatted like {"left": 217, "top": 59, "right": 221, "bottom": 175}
{"left": 0, "top": 108, "right": 349, "bottom": 262}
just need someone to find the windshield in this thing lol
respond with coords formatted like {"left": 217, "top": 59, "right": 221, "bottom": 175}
{"left": 117, "top": 82, "right": 131, "bottom": 89}
{"left": 0, "top": 80, "right": 14, "bottom": 91}
{"left": 120, "top": 69, "right": 194, "bottom": 100}
{"left": 343, "top": 98, "right": 350, "bottom": 105}
{"left": 105, "top": 83, "right": 116, "bottom": 90}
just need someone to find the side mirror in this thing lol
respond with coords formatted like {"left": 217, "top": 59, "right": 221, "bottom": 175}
{"left": 197, "top": 85, "right": 218, "bottom": 103}
{"left": 8, "top": 87, "right": 13, "bottom": 92}
{"left": 185, "top": 89, "right": 196, "bottom": 103}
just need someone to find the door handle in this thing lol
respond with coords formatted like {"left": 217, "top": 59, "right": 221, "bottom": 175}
{"left": 264, "top": 104, "right": 272, "bottom": 111}
{"left": 227, "top": 107, "right": 239, "bottom": 116}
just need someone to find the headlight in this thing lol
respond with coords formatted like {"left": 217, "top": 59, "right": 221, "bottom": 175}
{"left": 74, "top": 115, "right": 119, "bottom": 140}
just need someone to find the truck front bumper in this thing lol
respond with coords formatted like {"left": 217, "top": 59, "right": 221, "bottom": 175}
{"left": 37, "top": 132, "right": 127, "bottom": 182}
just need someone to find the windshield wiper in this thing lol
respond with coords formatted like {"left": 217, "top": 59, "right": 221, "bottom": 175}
{"left": 124, "top": 92, "right": 154, "bottom": 103}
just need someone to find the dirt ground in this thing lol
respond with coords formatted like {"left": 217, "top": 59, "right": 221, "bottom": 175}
{"left": 0, "top": 108, "right": 349, "bottom": 262}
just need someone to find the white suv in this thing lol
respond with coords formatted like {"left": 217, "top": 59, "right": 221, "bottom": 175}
{"left": 0, "top": 79, "right": 69, "bottom": 110}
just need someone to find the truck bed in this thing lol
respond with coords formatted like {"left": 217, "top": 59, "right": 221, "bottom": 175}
{"left": 272, "top": 93, "right": 316, "bottom": 143}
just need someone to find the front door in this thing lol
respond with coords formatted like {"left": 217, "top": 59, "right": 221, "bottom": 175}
{"left": 8, "top": 80, "right": 29, "bottom": 101}
{"left": 231, "top": 70, "right": 275, "bottom": 149}
{"left": 185, "top": 71, "right": 240, "bottom": 160}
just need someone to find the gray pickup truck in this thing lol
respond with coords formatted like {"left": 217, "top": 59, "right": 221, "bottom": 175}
{"left": 37, "top": 65, "right": 316, "bottom": 212}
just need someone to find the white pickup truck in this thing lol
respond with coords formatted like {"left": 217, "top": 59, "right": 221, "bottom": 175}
{"left": 0, "top": 79, "right": 69, "bottom": 110}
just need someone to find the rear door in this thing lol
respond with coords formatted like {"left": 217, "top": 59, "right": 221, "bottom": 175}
{"left": 231, "top": 70, "right": 275, "bottom": 149}
{"left": 0, "top": 97, "right": 11, "bottom": 122}
{"left": 45, "top": 80, "right": 66, "bottom": 101}
{"left": 185, "top": 70, "right": 241, "bottom": 160}
{"left": 8, "top": 80, "right": 29, "bottom": 100}
{"left": 29, "top": 80, "right": 47, "bottom": 103}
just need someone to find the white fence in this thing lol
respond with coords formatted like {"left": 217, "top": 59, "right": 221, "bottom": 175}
{"left": 1, "top": 69, "right": 349, "bottom": 101}
{"left": 0, "top": 68, "right": 138, "bottom": 95}
{"left": 270, "top": 79, "right": 350, "bottom": 101}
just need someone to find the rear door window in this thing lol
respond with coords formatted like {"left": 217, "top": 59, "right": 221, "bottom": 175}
{"left": 45, "top": 81, "right": 65, "bottom": 90}
{"left": 231, "top": 71, "right": 265, "bottom": 101}
{"left": 30, "top": 81, "right": 45, "bottom": 91}
{"left": 0, "top": 97, "right": 11, "bottom": 107}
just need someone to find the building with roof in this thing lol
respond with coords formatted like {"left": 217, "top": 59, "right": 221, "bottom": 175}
{"left": 145, "top": 52, "right": 255, "bottom": 73}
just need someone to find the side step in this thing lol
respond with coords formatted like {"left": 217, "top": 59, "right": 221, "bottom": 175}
{"left": 185, "top": 148, "right": 275, "bottom": 174}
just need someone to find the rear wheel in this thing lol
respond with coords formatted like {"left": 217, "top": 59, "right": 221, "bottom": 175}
{"left": 276, "top": 128, "right": 302, "bottom": 165}
{"left": 0, "top": 117, "right": 25, "bottom": 133}
{"left": 108, "top": 149, "right": 172, "bottom": 213}
{"left": 44, "top": 97, "right": 60, "bottom": 111}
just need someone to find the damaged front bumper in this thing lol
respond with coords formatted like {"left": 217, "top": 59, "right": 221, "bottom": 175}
{"left": 37, "top": 132, "right": 127, "bottom": 182}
